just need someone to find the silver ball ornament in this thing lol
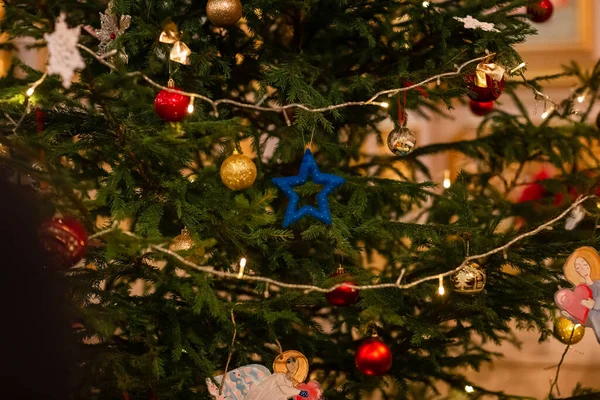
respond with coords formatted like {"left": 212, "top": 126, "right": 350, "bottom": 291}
{"left": 387, "top": 127, "right": 416, "bottom": 156}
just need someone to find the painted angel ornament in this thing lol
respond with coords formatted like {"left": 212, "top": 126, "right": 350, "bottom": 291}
{"left": 206, "top": 364, "right": 270, "bottom": 400}
{"left": 206, "top": 350, "right": 322, "bottom": 400}
{"left": 554, "top": 246, "right": 600, "bottom": 344}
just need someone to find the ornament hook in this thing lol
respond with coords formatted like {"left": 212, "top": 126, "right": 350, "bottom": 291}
{"left": 219, "top": 303, "right": 242, "bottom": 395}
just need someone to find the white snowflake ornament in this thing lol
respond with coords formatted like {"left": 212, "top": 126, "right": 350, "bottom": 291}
{"left": 44, "top": 13, "right": 86, "bottom": 89}
{"left": 95, "top": 5, "right": 131, "bottom": 63}
{"left": 454, "top": 15, "right": 500, "bottom": 33}
{"left": 565, "top": 205, "right": 585, "bottom": 231}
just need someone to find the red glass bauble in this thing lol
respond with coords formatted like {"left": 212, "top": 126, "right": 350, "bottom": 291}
{"left": 527, "top": 0, "right": 554, "bottom": 23}
{"left": 326, "top": 281, "right": 359, "bottom": 306}
{"left": 154, "top": 87, "right": 190, "bottom": 122}
{"left": 355, "top": 337, "right": 392, "bottom": 376}
{"left": 469, "top": 100, "right": 494, "bottom": 116}
{"left": 40, "top": 216, "right": 88, "bottom": 268}
{"left": 465, "top": 74, "right": 505, "bottom": 103}
{"left": 325, "top": 267, "right": 359, "bottom": 306}
{"left": 36, "top": 109, "right": 47, "bottom": 133}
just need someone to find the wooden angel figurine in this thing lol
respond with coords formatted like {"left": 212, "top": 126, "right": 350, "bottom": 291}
{"left": 555, "top": 246, "right": 600, "bottom": 344}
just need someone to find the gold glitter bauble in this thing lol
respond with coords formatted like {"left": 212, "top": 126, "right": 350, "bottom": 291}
{"left": 220, "top": 151, "right": 257, "bottom": 190}
{"left": 169, "top": 228, "right": 205, "bottom": 256}
{"left": 451, "top": 261, "right": 486, "bottom": 294}
{"left": 169, "top": 228, "right": 194, "bottom": 251}
{"left": 554, "top": 316, "right": 585, "bottom": 345}
{"left": 0, "top": 142, "right": 10, "bottom": 158}
{"left": 206, "top": 0, "right": 243, "bottom": 27}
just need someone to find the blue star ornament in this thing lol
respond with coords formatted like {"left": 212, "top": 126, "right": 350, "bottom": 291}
{"left": 272, "top": 149, "right": 345, "bottom": 228}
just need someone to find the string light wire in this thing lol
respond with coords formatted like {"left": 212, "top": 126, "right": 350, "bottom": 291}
{"left": 76, "top": 44, "right": 493, "bottom": 116}
{"left": 6, "top": 41, "right": 591, "bottom": 296}
{"left": 84, "top": 195, "right": 593, "bottom": 295}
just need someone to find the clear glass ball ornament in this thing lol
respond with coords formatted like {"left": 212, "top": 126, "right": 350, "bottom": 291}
{"left": 387, "top": 127, "right": 416, "bottom": 156}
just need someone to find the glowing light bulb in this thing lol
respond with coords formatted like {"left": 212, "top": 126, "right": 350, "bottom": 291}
{"left": 437, "top": 276, "right": 445, "bottom": 296}
{"left": 510, "top": 62, "right": 526, "bottom": 74}
{"left": 237, "top": 257, "right": 247, "bottom": 278}
{"left": 465, "top": 385, "right": 474, "bottom": 393}
{"left": 422, "top": 1, "right": 430, "bottom": 7}
{"left": 26, "top": 87, "right": 35, "bottom": 97}
{"left": 187, "top": 98, "right": 195, "bottom": 114}
{"left": 541, "top": 106, "right": 555, "bottom": 119}
{"left": 380, "top": 102, "right": 389, "bottom": 108}
{"left": 443, "top": 170, "right": 451, "bottom": 189}
{"left": 576, "top": 88, "right": 589, "bottom": 104}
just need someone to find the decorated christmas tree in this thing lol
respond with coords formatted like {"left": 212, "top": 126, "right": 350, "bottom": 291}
{"left": 1, "top": 0, "right": 599, "bottom": 399}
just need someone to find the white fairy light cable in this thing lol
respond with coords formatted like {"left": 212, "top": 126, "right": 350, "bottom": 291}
{"left": 76, "top": 43, "right": 493, "bottom": 115}
{"left": 83, "top": 195, "right": 594, "bottom": 295}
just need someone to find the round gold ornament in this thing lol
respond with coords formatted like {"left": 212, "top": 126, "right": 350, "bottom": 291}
{"left": 220, "top": 150, "right": 257, "bottom": 190}
{"left": 451, "top": 261, "right": 486, "bottom": 294}
{"left": 0, "top": 142, "right": 10, "bottom": 158}
{"left": 169, "top": 228, "right": 205, "bottom": 256}
{"left": 206, "top": 0, "right": 243, "bottom": 27}
{"left": 554, "top": 316, "right": 585, "bottom": 345}
{"left": 169, "top": 228, "right": 194, "bottom": 251}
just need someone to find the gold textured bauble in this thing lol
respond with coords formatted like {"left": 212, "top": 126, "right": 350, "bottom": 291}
{"left": 451, "top": 261, "right": 486, "bottom": 294}
{"left": 220, "top": 151, "right": 257, "bottom": 190}
{"left": 206, "top": 0, "right": 243, "bottom": 27}
{"left": 0, "top": 142, "right": 10, "bottom": 158}
{"left": 169, "top": 228, "right": 205, "bottom": 256}
{"left": 554, "top": 316, "right": 585, "bottom": 345}
{"left": 169, "top": 228, "right": 195, "bottom": 251}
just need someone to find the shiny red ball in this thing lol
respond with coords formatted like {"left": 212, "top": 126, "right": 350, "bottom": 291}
{"left": 326, "top": 268, "right": 359, "bottom": 306}
{"left": 465, "top": 74, "right": 505, "bottom": 103}
{"left": 154, "top": 87, "right": 190, "bottom": 122}
{"left": 355, "top": 337, "right": 392, "bottom": 376}
{"left": 469, "top": 100, "right": 494, "bottom": 116}
{"left": 40, "top": 216, "right": 88, "bottom": 268}
{"left": 326, "top": 281, "right": 359, "bottom": 306}
{"left": 527, "top": 0, "right": 554, "bottom": 23}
